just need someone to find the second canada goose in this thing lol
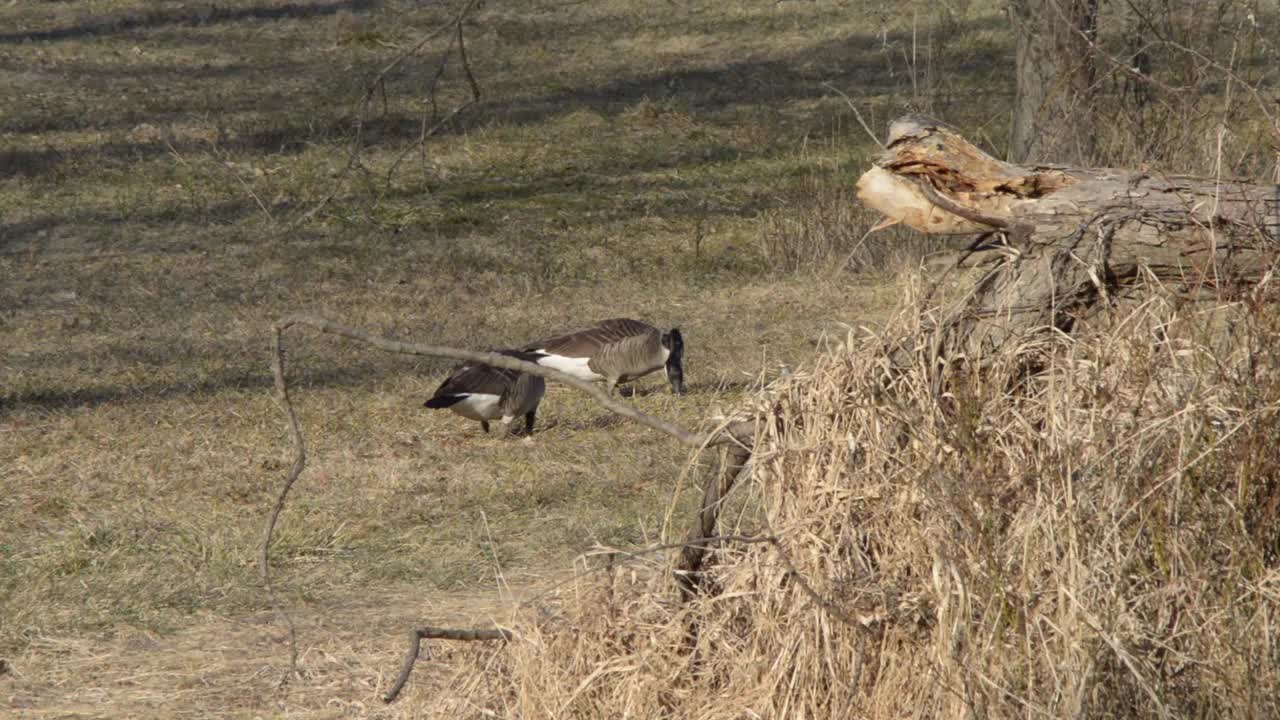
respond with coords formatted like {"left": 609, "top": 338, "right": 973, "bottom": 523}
{"left": 523, "top": 318, "right": 684, "bottom": 395}
{"left": 423, "top": 352, "right": 546, "bottom": 435}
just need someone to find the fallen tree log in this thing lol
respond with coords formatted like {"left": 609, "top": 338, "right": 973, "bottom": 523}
{"left": 856, "top": 115, "right": 1280, "bottom": 359}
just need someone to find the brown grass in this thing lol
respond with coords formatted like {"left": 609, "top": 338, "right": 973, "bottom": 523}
{"left": 434, "top": 280, "right": 1280, "bottom": 718}
{"left": 1, "top": 0, "right": 948, "bottom": 714}
{"left": 2, "top": 0, "right": 1276, "bottom": 716}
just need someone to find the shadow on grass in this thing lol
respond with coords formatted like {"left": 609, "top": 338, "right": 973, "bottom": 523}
{"left": 0, "top": 128, "right": 781, "bottom": 254}
{"left": 3, "top": 16, "right": 1009, "bottom": 179}
{"left": 0, "top": 0, "right": 375, "bottom": 44}
{"left": 0, "top": 123, "right": 320, "bottom": 180}
{"left": 467, "top": 14, "right": 1007, "bottom": 127}
{"left": 0, "top": 364, "right": 385, "bottom": 413}
{"left": 0, "top": 198, "right": 265, "bottom": 253}
{"left": 0, "top": 58, "right": 313, "bottom": 130}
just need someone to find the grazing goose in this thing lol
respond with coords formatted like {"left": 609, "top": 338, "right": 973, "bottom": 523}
{"left": 423, "top": 352, "right": 546, "bottom": 435}
{"left": 523, "top": 318, "right": 684, "bottom": 395}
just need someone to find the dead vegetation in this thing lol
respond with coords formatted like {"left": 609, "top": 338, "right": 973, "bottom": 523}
{"left": 4, "top": 0, "right": 1280, "bottom": 716}
{"left": 2, "top": 0, "right": 935, "bottom": 714}
{"left": 424, "top": 280, "right": 1280, "bottom": 718}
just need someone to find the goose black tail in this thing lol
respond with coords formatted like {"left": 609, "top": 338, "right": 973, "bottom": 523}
{"left": 497, "top": 349, "right": 549, "bottom": 364}
{"left": 424, "top": 395, "right": 463, "bottom": 409}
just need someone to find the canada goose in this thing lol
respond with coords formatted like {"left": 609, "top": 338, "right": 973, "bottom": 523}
{"left": 423, "top": 352, "right": 546, "bottom": 435}
{"left": 523, "top": 318, "right": 684, "bottom": 395}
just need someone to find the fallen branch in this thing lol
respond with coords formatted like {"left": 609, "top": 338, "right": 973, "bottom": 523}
{"left": 272, "top": 314, "right": 733, "bottom": 447}
{"left": 260, "top": 315, "right": 756, "bottom": 678}
{"left": 383, "top": 625, "right": 515, "bottom": 703}
{"left": 675, "top": 445, "right": 752, "bottom": 601}
{"left": 857, "top": 114, "right": 1280, "bottom": 361}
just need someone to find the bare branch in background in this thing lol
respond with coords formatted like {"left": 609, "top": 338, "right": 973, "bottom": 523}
{"left": 821, "top": 82, "right": 884, "bottom": 150}
{"left": 297, "top": 0, "right": 484, "bottom": 225}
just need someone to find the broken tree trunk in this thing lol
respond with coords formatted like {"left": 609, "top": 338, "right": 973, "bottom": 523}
{"left": 856, "top": 115, "right": 1280, "bottom": 360}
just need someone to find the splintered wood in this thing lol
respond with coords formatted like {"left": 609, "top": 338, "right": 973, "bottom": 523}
{"left": 856, "top": 116, "right": 1076, "bottom": 234}
{"left": 856, "top": 115, "right": 1280, "bottom": 359}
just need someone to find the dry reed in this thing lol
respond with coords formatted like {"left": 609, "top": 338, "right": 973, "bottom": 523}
{"left": 422, "top": 276, "right": 1280, "bottom": 718}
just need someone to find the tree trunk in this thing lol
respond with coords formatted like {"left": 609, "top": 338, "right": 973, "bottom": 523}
{"left": 1009, "top": 0, "right": 1101, "bottom": 164}
{"left": 856, "top": 116, "right": 1280, "bottom": 360}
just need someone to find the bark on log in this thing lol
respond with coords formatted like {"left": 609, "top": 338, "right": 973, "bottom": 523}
{"left": 856, "top": 115, "right": 1280, "bottom": 360}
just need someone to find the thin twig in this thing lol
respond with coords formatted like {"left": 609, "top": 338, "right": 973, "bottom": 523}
{"left": 427, "top": 40, "right": 452, "bottom": 120}
{"left": 763, "top": 520, "right": 877, "bottom": 634}
{"left": 384, "top": 97, "right": 478, "bottom": 188}
{"left": 822, "top": 82, "right": 883, "bottom": 149}
{"left": 164, "top": 138, "right": 276, "bottom": 225}
{"left": 380, "top": 532, "right": 778, "bottom": 703}
{"left": 261, "top": 324, "right": 305, "bottom": 681}
{"left": 526, "top": 533, "right": 779, "bottom": 609}
{"left": 455, "top": 10, "right": 481, "bottom": 103}
{"left": 296, "top": 0, "right": 482, "bottom": 225}
{"left": 273, "top": 314, "right": 743, "bottom": 447}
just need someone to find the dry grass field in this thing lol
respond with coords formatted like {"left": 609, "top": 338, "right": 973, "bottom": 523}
{"left": 4, "top": 0, "right": 1277, "bottom": 717}
{"left": 0, "top": 0, "right": 993, "bottom": 715}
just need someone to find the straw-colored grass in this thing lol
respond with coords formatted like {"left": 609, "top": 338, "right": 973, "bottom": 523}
{"left": 420, "top": 278, "right": 1280, "bottom": 718}
{"left": 5, "top": 0, "right": 1278, "bottom": 715}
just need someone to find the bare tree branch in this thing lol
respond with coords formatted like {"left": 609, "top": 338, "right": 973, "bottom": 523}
{"left": 454, "top": 9, "right": 481, "bottom": 103}
{"left": 1054, "top": 0, "right": 1277, "bottom": 144}
{"left": 260, "top": 323, "right": 305, "bottom": 681}
{"left": 676, "top": 445, "right": 753, "bottom": 601}
{"left": 297, "top": 0, "right": 483, "bottom": 225}
{"left": 383, "top": 7, "right": 486, "bottom": 189}
{"left": 273, "top": 314, "right": 727, "bottom": 446}
{"left": 259, "top": 315, "right": 758, "bottom": 682}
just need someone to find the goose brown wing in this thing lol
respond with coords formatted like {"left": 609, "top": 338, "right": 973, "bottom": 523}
{"left": 523, "top": 318, "right": 657, "bottom": 358}
{"left": 592, "top": 318, "right": 658, "bottom": 341}
{"left": 431, "top": 363, "right": 517, "bottom": 398}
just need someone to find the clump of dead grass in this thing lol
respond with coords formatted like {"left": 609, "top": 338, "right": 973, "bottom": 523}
{"left": 758, "top": 172, "right": 963, "bottom": 276}
{"left": 424, "top": 277, "right": 1280, "bottom": 718}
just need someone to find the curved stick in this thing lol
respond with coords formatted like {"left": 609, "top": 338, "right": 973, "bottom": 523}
{"left": 260, "top": 323, "right": 304, "bottom": 680}
{"left": 675, "top": 445, "right": 753, "bottom": 601}
{"left": 383, "top": 625, "right": 514, "bottom": 703}
{"left": 260, "top": 315, "right": 757, "bottom": 679}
